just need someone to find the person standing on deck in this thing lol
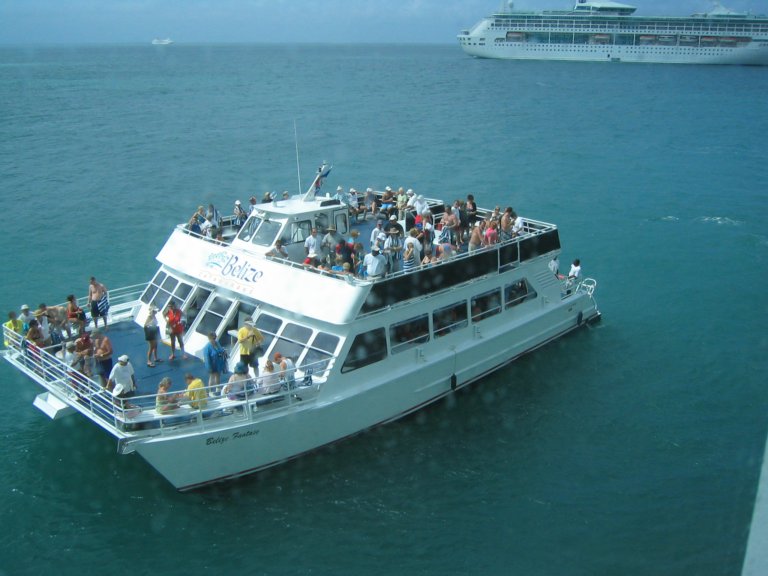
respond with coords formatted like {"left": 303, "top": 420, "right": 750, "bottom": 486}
{"left": 18, "top": 304, "right": 33, "bottom": 334}
{"left": 237, "top": 319, "right": 264, "bottom": 379}
{"left": 87, "top": 276, "right": 109, "bottom": 330}
{"left": 165, "top": 301, "right": 187, "bottom": 361}
{"left": 3, "top": 311, "right": 23, "bottom": 347}
{"left": 108, "top": 354, "right": 136, "bottom": 399}
{"left": 92, "top": 329, "right": 113, "bottom": 387}
{"left": 568, "top": 259, "right": 582, "bottom": 281}
{"left": 203, "top": 332, "right": 227, "bottom": 396}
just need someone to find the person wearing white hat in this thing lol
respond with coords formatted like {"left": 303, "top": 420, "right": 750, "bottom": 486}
{"left": 233, "top": 199, "right": 248, "bottom": 229}
{"left": 18, "top": 305, "right": 33, "bottom": 333}
{"left": 108, "top": 354, "right": 136, "bottom": 399}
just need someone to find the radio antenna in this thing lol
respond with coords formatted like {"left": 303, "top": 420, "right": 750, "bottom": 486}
{"left": 294, "top": 119, "right": 302, "bottom": 197}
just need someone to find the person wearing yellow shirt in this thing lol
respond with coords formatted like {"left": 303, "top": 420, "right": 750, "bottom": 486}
{"left": 3, "top": 311, "right": 24, "bottom": 347}
{"left": 184, "top": 374, "right": 208, "bottom": 410}
{"left": 237, "top": 319, "right": 264, "bottom": 378}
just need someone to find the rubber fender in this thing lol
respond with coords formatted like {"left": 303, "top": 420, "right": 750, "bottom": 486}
{"left": 577, "top": 311, "right": 583, "bottom": 326}
{"left": 450, "top": 374, "right": 457, "bottom": 391}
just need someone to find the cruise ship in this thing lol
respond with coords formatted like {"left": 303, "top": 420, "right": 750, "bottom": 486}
{"left": 1, "top": 165, "right": 600, "bottom": 491}
{"left": 458, "top": 1, "right": 768, "bottom": 65}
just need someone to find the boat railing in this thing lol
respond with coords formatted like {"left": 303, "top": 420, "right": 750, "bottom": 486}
{"left": 560, "top": 277, "right": 598, "bottom": 301}
{"left": 1, "top": 327, "right": 333, "bottom": 442}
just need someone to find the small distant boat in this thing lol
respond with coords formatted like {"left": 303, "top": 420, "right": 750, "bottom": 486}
{"left": 151, "top": 38, "right": 173, "bottom": 45}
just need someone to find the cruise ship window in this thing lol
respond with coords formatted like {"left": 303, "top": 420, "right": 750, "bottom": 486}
{"left": 471, "top": 289, "right": 502, "bottom": 323}
{"left": 341, "top": 328, "right": 387, "bottom": 373}
{"left": 184, "top": 287, "right": 211, "bottom": 328}
{"left": 140, "top": 270, "right": 166, "bottom": 305}
{"left": 390, "top": 314, "right": 430, "bottom": 355}
{"left": 505, "top": 279, "right": 537, "bottom": 309}
{"left": 433, "top": 301, "right": 468, "bottom": 338}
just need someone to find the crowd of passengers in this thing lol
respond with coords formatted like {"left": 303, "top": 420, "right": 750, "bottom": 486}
{"left": 184, "top": 185, "right": 529, "bottom": 280}
{"left": 3, "top": 282, "right": 306, "bottom": 420}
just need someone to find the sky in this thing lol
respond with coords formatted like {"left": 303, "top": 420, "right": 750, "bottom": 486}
{"left": 1, "top": 0, "right": 768, "bottom": 45}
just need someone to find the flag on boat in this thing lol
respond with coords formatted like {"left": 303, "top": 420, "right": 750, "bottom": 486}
{"left": 312, "top": 163, "right": 332, "bottom": 192}
{"left": 302, "top": 163, "right": 333, "bottom": 202}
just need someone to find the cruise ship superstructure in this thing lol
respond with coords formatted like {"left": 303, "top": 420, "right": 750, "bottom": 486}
{"left": 458, "top": 1, "right": 768, "bottom": 65}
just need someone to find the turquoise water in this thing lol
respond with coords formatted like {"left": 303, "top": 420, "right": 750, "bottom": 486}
{"left": 1, "top": 45, "right": 767, "bottom": 575}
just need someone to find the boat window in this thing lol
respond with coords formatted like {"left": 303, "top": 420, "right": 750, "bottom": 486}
{"left": 184, "top": 287, "right": 211, "bottom": 327}
{"left": 271, "top": 322, "right": 313, "bottom": 364}
{"left": 315, "top": 212, "right": 329, "bottom": 232}
{"left": 334, "top": 212, "right": 349, "bottom": 236}
{"left": 301, "top": 332, "right": 339, "bottom": 377}
{"left": 236, "top": 216, "right": 263, "bottom": 243}
{"left": 341, "top": 328, "right": 387, "bottom": 373}
{"left": 140, "top": 270, "right": 166, "bottom": 305}
{"left": 471, "top": 289, "right": 502, "bottom": 323}
{"left": 255, "top": 313, "right": 282, "bottom": 351}
{"left": 141, "top": 270, "right": 193, "bottom": 313}
{"left": 285, "top": 220, "right": 312, "bottom": 245}
{"left": 194, "top": 295, "right": 233, "bottom": 337}
{"left": 250, "top": 219, "right": 282, "bottom": 247}
{"left": 433, "top": 301, "right": 468, "bottom": 338}
{"left": 505, "top": 279, "right": 537, "bottom": 309}
{"left": 390, "top": 314, "right": 430, "bottom": 355}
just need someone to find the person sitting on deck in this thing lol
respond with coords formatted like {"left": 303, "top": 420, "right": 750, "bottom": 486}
{"left": 568, "top": 259, "right": 582, "bottom": 281}
{"left": 259, "top": 359, "right": 281, "bottom": 394}
{"left": 364, "top": 187, "right": 376, "bottom": 218}
{"left": 273, "top": 352, "right": 296, "bottom": 390}
{"left": 155, "top": 377, "right": 181, "bottom": 414}
{"left": 222, "top": 362, "right": 249, "bottom": 400}
{"left": 184, "top": 373, "right": 208, "bottom": 410}
{"left": 348, "top": 188, "right": 365, "bottom": 221}
{"left": 380, "top": 186, "right": 395, "bottom": 215}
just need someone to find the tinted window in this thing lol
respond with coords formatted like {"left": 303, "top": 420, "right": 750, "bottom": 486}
{"left": 471, "top": 289, "right": 502, "bottom": 323}
{"left": 390, "top": 314, "right": 430, "bottom": 355}
{"left": 433, "top": 301, "right": 468, "bottom": 338}
{"left": 505, "top": 279, "right": 537, "bottom": 309}
{"left": 341, "top": 329, "right": 387, "bottom": 373}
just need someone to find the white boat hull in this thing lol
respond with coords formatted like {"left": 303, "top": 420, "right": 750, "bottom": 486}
{"left": 135, "top": 292, "right": 599, "bottom": 490}
{"left": 459, "top": 41, "right": 768, "bottom": 65}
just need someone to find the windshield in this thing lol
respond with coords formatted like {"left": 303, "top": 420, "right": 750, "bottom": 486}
{"left": 236, "top": 216, "right": 283, "bottom": 247}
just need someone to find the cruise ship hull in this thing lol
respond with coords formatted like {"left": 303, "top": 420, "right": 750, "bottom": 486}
{"left": 460, "top": 42, "right": 768, "bottom": 65}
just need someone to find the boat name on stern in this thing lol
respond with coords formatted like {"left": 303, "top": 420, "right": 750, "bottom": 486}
{"left": 206, "top": 428, "right": 260, "bottom": 446}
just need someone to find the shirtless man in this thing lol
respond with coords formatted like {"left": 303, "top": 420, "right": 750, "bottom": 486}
{"left": 87, "top": 276, "right": 109, "bottom": 329}
{"left": 468, "top": 222, "right": 484, "bottom": 252}
{"left": 92, "top": 329, "right": 113, "bottom": 387}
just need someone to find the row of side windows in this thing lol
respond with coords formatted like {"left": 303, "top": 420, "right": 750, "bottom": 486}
{"left": 341, "top": 279, "right": 537, "bottom": 373}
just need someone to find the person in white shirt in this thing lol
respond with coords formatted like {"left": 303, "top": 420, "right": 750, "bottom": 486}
{"left": 568, "top": 259, "right": 581, "bottom": 281}
{"left": 363, "top": 247, "right": 387, "bottom": 279}
{"left": 108, "top": 354, "right": 136, "bottom": 398}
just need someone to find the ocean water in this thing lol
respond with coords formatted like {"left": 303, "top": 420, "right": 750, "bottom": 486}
{"left": 1, "top": 44, "right": 767, "bottom": 575}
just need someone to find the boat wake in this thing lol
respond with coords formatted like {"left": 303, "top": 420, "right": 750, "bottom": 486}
{"left": 696, "top": 216, "right": 743, "bottom": 226}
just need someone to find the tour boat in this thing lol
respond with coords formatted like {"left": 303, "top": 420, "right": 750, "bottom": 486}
{"left": 458, "top": 1, "right": 768, "bottom": 65}
{"left": 2, "top": 165, "right": 600, "bottom": 490}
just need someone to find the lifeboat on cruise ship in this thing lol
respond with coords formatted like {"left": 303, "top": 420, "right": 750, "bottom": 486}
{"left": 506, "top": 31, "right": 525, "bottom": 42}
{"left": 700, "top": 36, "right": 717, "bottom": 44}
{"left": 680, "top": 35, "right": 698, "bottom": 45}
{"left": 638, "top": 35, "right": 657, "bottom": 45}
{"left": 590, "top": 34, "right": 611, "bottom": 44}
{"left": 658, "top": 35, "right": 676, "bottom": 44}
